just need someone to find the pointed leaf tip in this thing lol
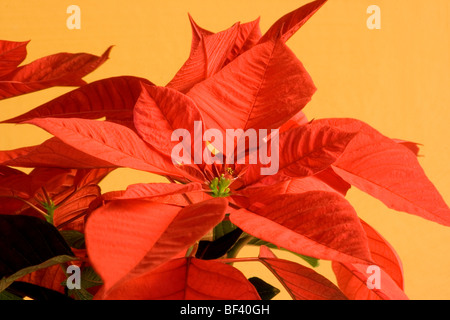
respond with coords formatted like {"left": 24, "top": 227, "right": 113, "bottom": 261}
{"left": 260, "top": 0, "right": 328, "bottom": 43}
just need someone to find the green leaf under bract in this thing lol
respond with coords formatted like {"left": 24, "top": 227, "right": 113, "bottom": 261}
{"left": 248, "top": 277, "right": 280, "bottom": 300}
{"left": 3, "top": 281, "right": 73, "bottom": 300}
{"left": 196, "top": 228, "right": 243, "bottom": 260}
{"left": 0, "top": 289, "right": 23, "bottom": 300}
{"left": 0, "top": 255, "right": 76, "bottom": 292}
{"left": 0, "top": 215, "right": 75, "bottom": 291}
{"left": 247, "top": 237, "right": 320, "bottom": 268}
{"left": 60, "top": 230, "right": 86, "bottom": 249}
{"left": 62, "top": 266, "right": 103, "bottom": 300}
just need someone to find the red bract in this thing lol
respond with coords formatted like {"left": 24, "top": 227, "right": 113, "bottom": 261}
{"left": 0, "top": 166, "right": 111, "bottom": 230}
{"left": 85, "top": 198, "right": 230, "bottom": 298}
{"left": 0, "top": 166, "right": 111, "bottom": 295}
{"left": 332, "top": 220, "right": 407, "bottom": 300}
{"left": 0, "top": 40, "right": 111, "bottom": 100}
{"left": 0, "top": 0, "right": 449, "bottom": 301}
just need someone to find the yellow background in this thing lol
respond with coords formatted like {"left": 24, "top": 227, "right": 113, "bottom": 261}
{"left": 0, "top": 0, "right": 449, "bottom": 299}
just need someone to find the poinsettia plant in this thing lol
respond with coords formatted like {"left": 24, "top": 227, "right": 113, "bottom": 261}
{"left": 0, "top": 0, "right": 449, "bottom": 300}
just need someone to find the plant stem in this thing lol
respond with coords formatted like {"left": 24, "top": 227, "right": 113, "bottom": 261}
{"left": 41, "top": 187, "right": 51, "bottom": 205}
{"left": 216, "top": 257, "right": 259, "bottom": 264}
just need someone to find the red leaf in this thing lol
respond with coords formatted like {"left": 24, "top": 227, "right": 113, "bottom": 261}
{"left": 332, "top": 263, "right": 408, "bottom": 300}
{"left": 73, "top": 168, "right": 114, "bottom": 188}
{"left": 167, "top": 16, "right": 262, "bottom": 92}
{"left": 133, "top": 84, "right": 204, "bottom": 159}
{"left": 392, "top": 139, "right": 422, "bottom": 156}
{"left": 24, "top": 118, "right": 185, "bottom": 178}
{"left": 332, "top": 219, "right": 405, "bottom": 300}
{"left": 0, "top": 166, "right": 76, "bottom": 215}
{"left": 225, "top": 18, "right": 262, "bottom": 64}
{"left": 0, "top": 165, "right": 32, "bottom": 197}
{"left": 279, "top": 110, "right": 309, "bottom": 134}
{"left": 0, "top": 40, "right": 29, "bottom": 78}
{"left": 240, "top": 123, "right": 356, "bottom": 186}
{"left": 2, "top": 76, "right": 152, "bottom": 127}
{"left": 361, "top": 220, "right": 404, "bottom": 290}
{"left": 53, "top": 184, "right": 101, "bottom": 231}
{"left": 0, "top": 46, "right": 112, "bottom": 100}
{"left": 98, "top": 258, "right": 261, "bottom": 300}
{"left": 258, "top": 246, "right": 347, "bottom": 300}
{"left": 143, "top": 187, "right": 214, "bottom": 207}
{"left": 187, "top": 13, "right": 215, "bottom": 46}
{"left": 17, "top": 264, "right": 67, "bottom": 294}
{"left": 28, "top": 167, "right": 75, "bottom": 196}
{"left": 86, "top": 198, "right": 228, "bottom": 293}
{"left": 112, "top": 182, "right": 204, "bottom": 201}
{"left": 318, "top": 118, "right": 450, "bottom": 226}
{"left": 230, "top": 192, "right": 372, "bottom": 264}
{"left": 314, "top": 168, "right": 351, "bottom": 196}
{"left": 187, "top": 38, "right": 316, "bottom": 139}
{"left": 166, "top": 21, "right": 240, "bottom": 93}
{"left": 234, "top": 171, "right": 348, "bottom": 209}
{"left": 0, "top": 137, "right": 115, "bottom": 169}
{"left": 260, "top": 0, "right": 328, "bottom": 43}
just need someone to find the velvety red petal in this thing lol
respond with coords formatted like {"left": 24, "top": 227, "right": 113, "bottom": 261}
{"left": 0, "top": 40, "right": 29, "bottom": 78}
{"left": 98, "top": 258, "right": 260, "bottom": 300}
{"left": 2, "top": 76, "right": 152, "bottom": 129}
{"left": 112, "top": 182, "right": 204, "bottom": 201}
{"left": 260, "top": 0, "right": 328, "bottom": 43}
{"left": 0, "top": 46, "right": 112, "bottom": 100}
{"left": 332, "top": 262, "right": 408, "bottom": 300}
{"left": 0, "top": 138, "right": 116, "bottom": 169}
{"left": 24, "top": 118, "right": 185, "bottom": 178}
{"left": 187, "top": 38, "right": 316, "bottom": 145}
{"left": 258, "top": 247, "right": 347, "bottom": 300}
{"left": 317, "top": 118, "right": 450, "bottom": 226}
{"left": 166, "top": 21, "right": 239, "bottom": 93}
{"left": 230, "top": 192, "right": 372, "bottom": 264}
{"left": 86, "top": 198, "right": 227, "bottom": 293}
{"left": 240, "top": 123, "right": 355, "bottom": 186}
{"left": 133, "top": 83, "right": 204, "bottom": 162}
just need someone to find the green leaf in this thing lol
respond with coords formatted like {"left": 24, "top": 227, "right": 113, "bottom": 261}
{"left": 68, "top": 287, "right": 94, "bottom": 300}
{"left": 0, "top": 289, "right": 22, "bottom": 300}
{"left": 248, "top": 237, "right": 320, "bottom": 268}
{"left": 196, "top": 228, "right": 243, "bottom": 260}
{"left": 213, "top": 220, "right": 238, "bottom": 240}
{"left": 3, "top": 281, "right": 73, "bottom": 300}
{"left": 61, "top": 266, "right": 103, "bottom": 300}
{"left": 60, "top": 230, "right": 86, "bottom": 249}
{"left": 0, "top": 255, "right": 77, "bottom": 292}
{"left": 248, "top": 277, "right": 280, "bottom": 300}
{"left": 0, "top": 215, "right": 77, "bottom": 291}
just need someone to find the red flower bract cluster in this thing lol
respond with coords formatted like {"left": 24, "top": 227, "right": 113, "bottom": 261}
{"left": 0, "top": 0, "right": 449, "bottom": 300}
